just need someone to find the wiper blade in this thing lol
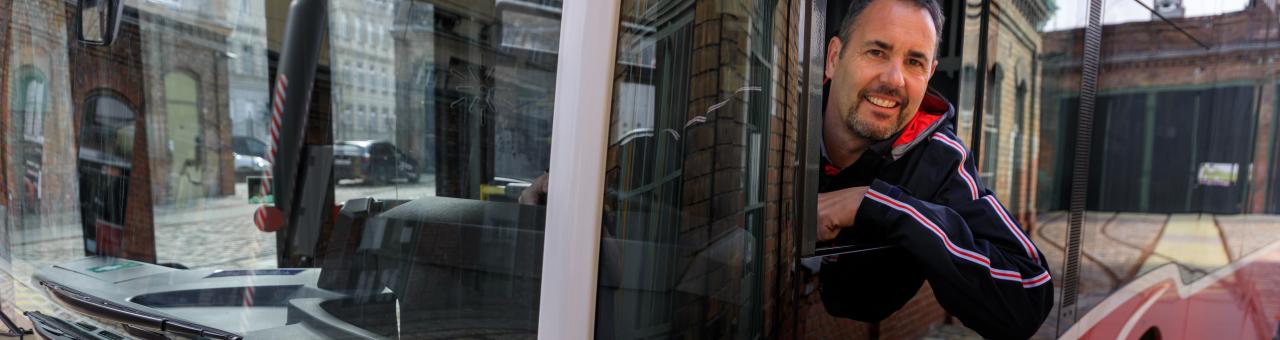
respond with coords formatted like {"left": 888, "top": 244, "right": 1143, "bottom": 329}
{"left": 38, "top": 281, "right": 243, "bottom": 340}
{"left": 24, "top": 311, "right": 101, "bottom": 340}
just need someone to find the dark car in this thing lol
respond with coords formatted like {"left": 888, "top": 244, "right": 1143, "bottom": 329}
{"left": 232, "top": 136, "right": 270, "bottom": 181}
{"left": 334, "top": 140, "right": 420, "bottom": 185}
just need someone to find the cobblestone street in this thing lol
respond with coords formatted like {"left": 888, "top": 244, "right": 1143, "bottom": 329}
{"left": 9, "top": 177, "right": 437, "bottom": 270}
{"left": 3, "top": 177, "right": 437, "bottom": 333}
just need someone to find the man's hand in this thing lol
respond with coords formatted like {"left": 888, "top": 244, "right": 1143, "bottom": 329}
{"left": 519, "top": 172, "right": 550, "bottom": 206}
{"left": 817, "top": 186, "right": 869, "bottom": 242}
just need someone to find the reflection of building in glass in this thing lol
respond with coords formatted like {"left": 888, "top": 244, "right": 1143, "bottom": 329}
{"left": 225, "top": 1, "right": 271, "bottom": 157}
{"left": 2, "top": 0, "right": 252, "bottom": 262}
{"left": 329, "top": 0, "right": 398, "bottom": 143}
{"left": 601, "top": 0, "right": 778, "bottom": 337}
{"left": 3, "top": 0, "right": 80, "bottom": 233}
{"left": 391, "top": 2, "right": 435, "bottom": 175}
{"left": 136, "top": 1, "right": 237, "bottom": 205}
{"left": 970, "top": 0, "right": 1053, "bottom": 225}
{"left": 0, "top": 0, "right": 9, "bottom": 237}
{"left": 1038, "top": 4, "right": 1280, "bottom": 214}
{"left": 383, "top": 0, "right": 559, "bottom": 198}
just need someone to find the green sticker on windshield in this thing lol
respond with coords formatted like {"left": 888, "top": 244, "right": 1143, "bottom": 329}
{"left": 88, "top": 261, "right": 141, "bottom": 273}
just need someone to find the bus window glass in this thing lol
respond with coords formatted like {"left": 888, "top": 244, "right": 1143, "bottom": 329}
{"left": 1, "top": 0, "right": 563, "bottom": 338}
{"left": 1035, "top": 1, "right": 1280, "bottom": 339}
{"left": 594, "top": 0, "right": 788, "bottom": 337}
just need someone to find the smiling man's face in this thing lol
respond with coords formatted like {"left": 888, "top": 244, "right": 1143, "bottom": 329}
{"left": 825, "top": 0, "right": 939, "bottom": 141}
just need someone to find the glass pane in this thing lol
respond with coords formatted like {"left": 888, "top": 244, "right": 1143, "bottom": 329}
{"left": 1, "top": 0, "right": 562, "bottom": 338}
{"left": 321, "top": 0, "right": 562, "bottom": 338}
{"left": 1027, "top": 0, "right": 1091, "bottom": 337}
{"left": 1039, "top": 1, "right": 1280, "bottom": 339}
{"left": 596, "top": 0, "right": 784, "bottom": 337}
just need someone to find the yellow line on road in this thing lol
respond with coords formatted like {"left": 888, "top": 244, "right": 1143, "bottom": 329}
{"left": 1140, "top": 214, "right": 1229, "bottom": 275}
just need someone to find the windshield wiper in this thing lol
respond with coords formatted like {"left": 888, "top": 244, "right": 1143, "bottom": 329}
{"left": 0, "top": 308, "right": 31, "bottom": 339}
{"left": 23, "top": 311, "right": 100, "bottom": 340}
{"left": 38, "top": 281, "right": 243, "bottom": 340}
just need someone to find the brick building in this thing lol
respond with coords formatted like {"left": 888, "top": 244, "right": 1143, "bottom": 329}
{"left": 974, "top": 0, "right": 1052, "bottom": 224}
{"left": 1, "top": 0, "right": 242, "bottom": 261}
{"left": 0, "top": 0, "right": 11, "bottom": 215}
{"left": 0, "top": 0, "right": 12, "bottom": 266}
{"left": 63, "top": 4, "right": 154, "bottom": 261}
{"left": 135, "top": 2, "right": 238, "bottom": 205}
{"left": 4, "top": 0, "right": 80, "bottom": 233}
{"left": 1038, "top": 2, "right": 1280, "bottom": 214}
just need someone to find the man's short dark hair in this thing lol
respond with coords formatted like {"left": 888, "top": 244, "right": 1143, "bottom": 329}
{"left": 836, "top": 0, "right": 945, "bottom": 56}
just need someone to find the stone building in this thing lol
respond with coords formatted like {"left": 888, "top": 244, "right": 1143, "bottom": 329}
{"left": 328, "top": 0, "right": 398, "bottom": 143}
{"left": 226, "top": 1, "right": 272, "bottom": 154}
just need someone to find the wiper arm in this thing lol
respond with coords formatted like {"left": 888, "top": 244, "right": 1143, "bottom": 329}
{"left": 23, "top": 311, "right": 99, "bottom": 340}
{"left": 38, "top": 281, "right": 243, "bottom": 340}
{"left": 0, "top": 307, "right": 31, "bottom": 339}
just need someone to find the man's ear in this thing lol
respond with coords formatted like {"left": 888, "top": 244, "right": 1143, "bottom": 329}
{"left": 928, "top": 59, "right": 939, "bottom": 79}
{"left": 825, "top": 37, "right": 843, "bottom": 81}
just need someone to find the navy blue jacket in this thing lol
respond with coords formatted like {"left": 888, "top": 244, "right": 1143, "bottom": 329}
{"left": 819, "top": 90, "right": 1054, "bottom": 339}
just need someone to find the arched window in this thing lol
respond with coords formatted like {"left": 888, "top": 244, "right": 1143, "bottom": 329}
{"left": 11, "top": 66, "right": 49, "bottom": 210}
{"left": 77, "top": 93, "right": 138, "bottom": 256}
{"left": 80, "top": 93, "right": 138, "bottom": 165}
{"left": 13, "top": 67, "right": 48, "bottom": 143}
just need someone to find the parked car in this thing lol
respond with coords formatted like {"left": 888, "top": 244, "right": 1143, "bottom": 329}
{"left": 232, "top": 136, "right": 268, "bottom": 159}
{"left": 334, "top": 140, "right": 419, "bottom": 185}
{"left": 232, "top": 136, "right": 270, "bottom": 181}
{"left": 234, "top": 152, "right": 269, "bottom": 182}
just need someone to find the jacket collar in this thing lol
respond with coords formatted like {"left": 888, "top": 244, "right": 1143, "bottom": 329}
{"left": 886, "top": 88, "right": 954, "bottom": 160}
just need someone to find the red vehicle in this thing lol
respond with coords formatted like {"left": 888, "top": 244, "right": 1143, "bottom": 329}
{"left": 1060, "top": 244, "right": 1280, "bottom": 339}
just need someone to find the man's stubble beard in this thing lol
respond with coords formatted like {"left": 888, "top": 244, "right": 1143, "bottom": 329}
{"left": 843, "top": 101, "right": 909, "bottom": 141}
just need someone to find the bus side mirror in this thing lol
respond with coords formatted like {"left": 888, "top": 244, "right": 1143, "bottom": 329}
{"left": 77, "top": 0, "right": 124, "bottom": 46}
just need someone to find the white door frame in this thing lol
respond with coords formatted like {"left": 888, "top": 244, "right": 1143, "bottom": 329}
{"left": 537, "top": 0, "right": 621, "bottom": 338}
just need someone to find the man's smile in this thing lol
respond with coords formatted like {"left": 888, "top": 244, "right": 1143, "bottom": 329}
{"left": 864, "top": 94, "right": 900, "bottom": 109}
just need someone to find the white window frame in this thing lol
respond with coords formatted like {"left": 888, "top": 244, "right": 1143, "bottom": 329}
{"left": 536, "top": 0, "right": 620, "bottom": 338}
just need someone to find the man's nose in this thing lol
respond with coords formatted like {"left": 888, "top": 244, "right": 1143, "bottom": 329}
{"left": 878, "top": 61, "right": 906, "bottom": 89}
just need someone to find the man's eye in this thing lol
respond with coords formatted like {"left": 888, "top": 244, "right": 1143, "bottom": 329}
{"left": 908, "top": 59, "right": 925, "bottom": 67}
{"left": 867, "top": 50, "right": 885, "bottom": 58}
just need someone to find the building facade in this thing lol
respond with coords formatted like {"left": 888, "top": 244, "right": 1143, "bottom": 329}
{"left": 329, "top": 0, "right": 398, "bottom": 143}
{"left": 1038, "top": 2, "right": 1280, "bottom": 214}
{"left": 1, "top": 0, "right": 246, "bottom": 262}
